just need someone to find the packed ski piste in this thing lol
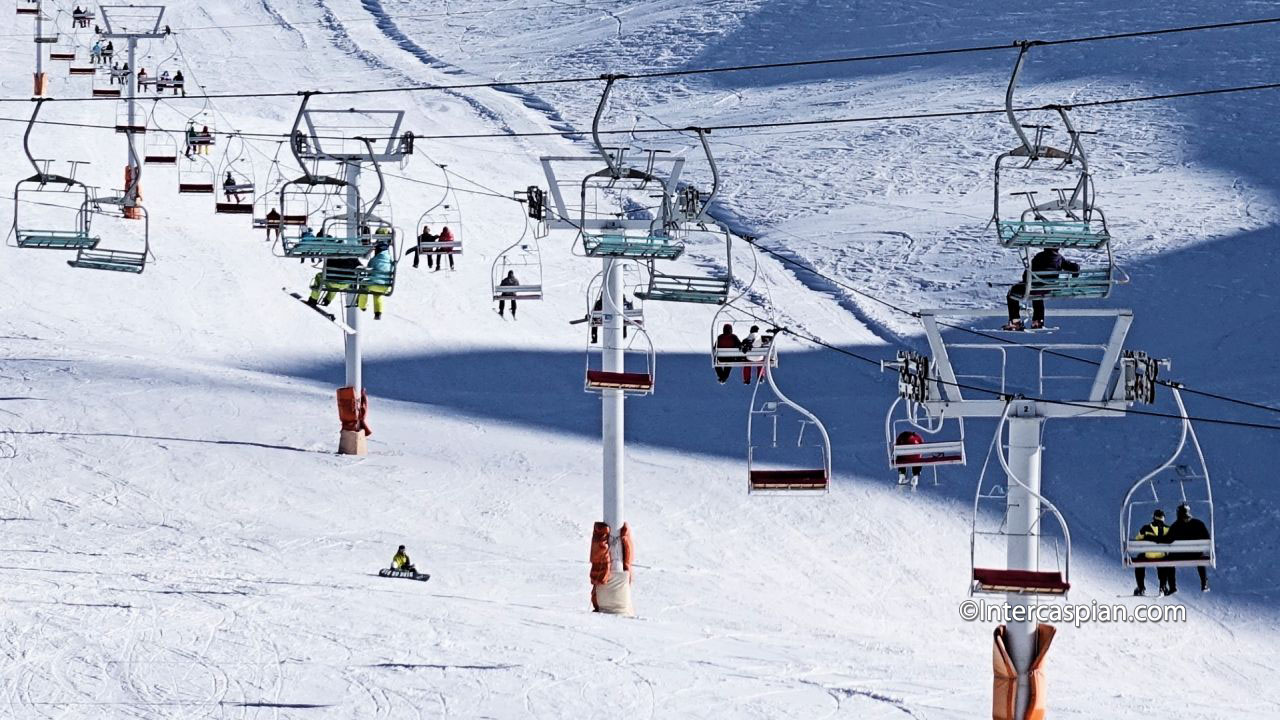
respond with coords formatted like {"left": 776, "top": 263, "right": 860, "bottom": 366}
{"left": 3, "top": 1, "right": 1279, "bottom": 718}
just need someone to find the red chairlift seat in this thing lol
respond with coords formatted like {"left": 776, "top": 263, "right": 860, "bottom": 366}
{"left": 214, "top": 201, "right": 253, "bottom": 215}
{"left": 92, "top": 88, "right": 121, "bottom": 98}
{"left": 749, "top": 468, "right": 828, "bottom": 491}
{"left": 585, "top": 370, "right": 652, "bottom": 392}
{"left": 69, "top": 66, "right": 97, "bottom": 76}
{"left": 179, "top": 182, "right": 214, "bottom": 194}
{"left": 972, "top": 568, "right": 1069, "bottom": 595}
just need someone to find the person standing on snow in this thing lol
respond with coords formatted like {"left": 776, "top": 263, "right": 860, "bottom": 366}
{"left": 1133, "top": 509, "right": 1171, "bottom": 596}
{"left": 1162, "top": 504, "right": 1211, "bottom": 593}
{"left": 1004, "top": 248, "right": 1081, "bottom": 331}
{"left": 714, "top": 323, "right": 741, "bottom": 384}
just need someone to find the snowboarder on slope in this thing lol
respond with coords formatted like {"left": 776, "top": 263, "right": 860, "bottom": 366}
{"left": 391, "top": 545, "right": 416, "bottom": 573}
{"left": 1132, "top": 509, "right": 1171, "bottom": 596}
{"left": 1004, "top": 248, "right": 1081, "bottom": 331}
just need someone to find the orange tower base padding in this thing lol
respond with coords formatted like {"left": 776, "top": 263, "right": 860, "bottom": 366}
{"left": 589, "top": 521, "right": 634, "bottom": 615}
{"left": 336, "top": 386, "right": 371, "bottom": 456}
{"left": 33, "top": 72, "right": 48, "bottom": 97}
{"left": 993, "top": 623, "right": 1056, "bottom": 720}
{"left": 122, "top": 165, "right": 142, "bottom": 220}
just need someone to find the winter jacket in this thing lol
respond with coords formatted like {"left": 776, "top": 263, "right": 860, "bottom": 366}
{"left": 1030, "top": 249, "right": 1081, "bottom": 275}
{"left": 438, "top": 227, "right": 455, "bottom": 245}
{"left": 368, "top": 251, "right": 394, "bottom": 275}
{"left": 716, "top": 332, "right": 741, "bottom": 349}
{"left": 1135, "top": 521, "right": 1169, "bottom": 560}
{"left": 499, "top": 274, "right": 520, "bottom": 287}
{"left": 741, "top": 332, "right": 760, "bottom": 352}
{"left": 392, "top": 550, "right": 411, "bottom": 570}
{"left": 1163, "top": 517, "right": 1210, "bottom": 561}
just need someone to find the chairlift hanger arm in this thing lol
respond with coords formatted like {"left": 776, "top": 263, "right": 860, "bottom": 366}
{"left": 691, "top": 127, "right": 719, "bottom": 223}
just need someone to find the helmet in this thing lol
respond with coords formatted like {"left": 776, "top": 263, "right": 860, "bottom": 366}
{"left": 397, "top": 545, "right": 405, "bottom": 551}
{"left": 1152, "top": 509, "right": 1165, "bottom": 521}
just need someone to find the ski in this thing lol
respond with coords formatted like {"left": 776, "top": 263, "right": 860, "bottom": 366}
{"left": 283, "top": 288, "right": 355, "bottom": 334}
{"left": 978, "top": 326, "right": 1058, "bottom": 335}
{"left": 378, "top": 568, "right": 430, "bottom": 582}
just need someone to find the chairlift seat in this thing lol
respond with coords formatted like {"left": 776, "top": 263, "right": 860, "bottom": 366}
{"left": 114, "top": 124, "right": 146, "bottom": 134}
{"left": 188, "top": 134, "right": 215, "bottom": 146}
{"left": 215, "top": 202, "right": 254, "bottom": 215}
{"left": 972, "top": 568, "right": 1069, "bottom": 595}
{"left": 713, "top": 346, "right": 775, "bottom": 368}
{"left": 748, "top": 468, "right": 828, "bottom": 492}
{"left": 283, "top": 237, "right": 372, "bottom": 259}
{"left": 891, "top": 439, "right": 965, "bottom": 469}
{"left": 69, "top": 67, "right": 97, "bottom": 76}
{"left": 145, "top": 154, "right": 177, "bottom": 165}
{"left": 415, "top": 239, "right": 461, "bottom": 254}
{"left": 636, "top": 274, "right": 729, "bottom": 304}
{"left": 583, "top": 232, "right": 684, "bottom": 260}
{"left": 67, "top": 248, "right": 146, "bottom": 274}
{"left": 1124, "top": 540, "right": 1213, "bottom": 568}
{"left": 50, "top": 51, "right": 76, "bottom": 61}
{"left": 492, "top": 284, "right": 543, "bottom": 300}
{"left": 322, "top": 266, "right": 395, "bottom": 293}
{"left": 35, "top": 35, "right": 58, "bottom": 44}
{"left": 178, "top": 182, "right": 215, "bottom": 194}
{"left": 92, "top": 88, "right": 122, "bottom": 98}
{"left": 585, "top": 370, "right": 652, "bottom": 392}
{"left": 15, "top": 229, "right": 99, "bottom": 250}
{"left": 16, "top": 6, "right": 39, "bottom": 14}
{"left": 1021, "top": 268, "right": 1114, "bottom": 300}
{"left": 223, "top": 182, "right": 255, "bottom": 193}
{"left": 998, "top": 220, "right": 1110, "bottom": 249}
{"left": 256, "top": 214, "right": 308, "bottom": 229}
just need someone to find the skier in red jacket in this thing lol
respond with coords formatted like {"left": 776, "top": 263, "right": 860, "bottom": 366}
{"left": 895, "top": 430, "right": 925, "bottom": 488}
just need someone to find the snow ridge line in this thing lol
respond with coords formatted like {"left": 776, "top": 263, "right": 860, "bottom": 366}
{"left": 258, "top": 0, "right": 309, "bottom": 48}
{"left": 357, "top": 0, "right": 580, "bottom": 137}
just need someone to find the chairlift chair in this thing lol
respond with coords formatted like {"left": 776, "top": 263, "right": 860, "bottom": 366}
{"left": 277, "top": 177, "right": 373, "bottom": 259}
{"left": 710, "top": 303, "right": 777, "bottom": 369}
{"left": 993, "top": 43, "right": 1112, "bottom": 252}
{"left": 319, "top": 227, "right": 398, "bottom": 296}
{"left": 584, "top": 318, "right": 655, "bottom": 394}
{"left": 413, "top": 200, "right": 462, "bottom": 255}
{"left": 1009, "top": 244, "right": 1126, "bottom": 303}
{"left": 970, "top": 408, "right": 1071, "bottom": 596}
{"left": 50, "top": 42, "right": 76, "bottom": 61}
{"left": 177, "top": 154, "right": 214, "bottom": 194}
{"left": 91, "top": 76, "right": 121, "bottom": 97}
{"left": 70, "top": 192, "right": 151, "bottom": 273}
{"left": 10, "top": 101, "right": 99, "bottom": 251}
{"left": 114, "top": 101, "right": 146, "bottom": 134}
{"left": 1120, "top": 387, "right": 1216, "bottom": 569}
{"left": 144, "top": 132, "right": 178, "bottom": 165}
{"left": 16, "top": 0, "right": 38, "bottom": 15}
{"left": 586, "top": 264, "right": 645, "bottom": 330}
{"left": 885, "top": 396, "right": 966, "bottom": 471}
{"left": 214, "top": 137, "right": 255, "bottom": 214}
{"left": 746, "top": 338, "right": 832, "bottom": 494}
{"left": 69, "top": 64, "right": 97, "bottom": 76}
{"left": 491, "top": 236, "right": 543, "bottom": 302}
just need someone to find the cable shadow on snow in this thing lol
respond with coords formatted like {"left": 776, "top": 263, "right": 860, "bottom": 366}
{"left": 12, "top": 429, "right": 325, "bottom": 455}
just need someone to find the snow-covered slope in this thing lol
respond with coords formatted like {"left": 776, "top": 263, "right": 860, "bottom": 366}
{"left": 2, "top": 1, "right": 1279, "bottom": 718}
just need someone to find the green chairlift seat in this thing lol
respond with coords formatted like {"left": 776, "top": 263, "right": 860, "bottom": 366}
{"left": 320, "top": 265, "right": 396, "bottom": 296}
{"left": 997, "top": 219, "right": 1110, "bottom": 250}
{"left": 15, "top": 229, "right": 99, "bottom": 250}
{"left": 67, "top": 248, "right": 146, "bottom": 273}
{"left": 583, "top": 232, "right": 684, "bottom": 260}
{"left": 635, "top": 272, "right": 729, "bottom": 304}
{"left": 1023, "top": 268, "right": 1114, "bottom": 300}
{"left": 282, "top": 236, "right": 371, "bottom": 259}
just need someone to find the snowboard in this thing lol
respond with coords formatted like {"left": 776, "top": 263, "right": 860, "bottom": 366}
{"left": 979, "top": 326, "right": 1058, "bottom": 335}
{"left": 283, "top": 288, "right": 355, "bottom": 334}
{"left": 379, "top": 568, "right": 430, "bottom": 582}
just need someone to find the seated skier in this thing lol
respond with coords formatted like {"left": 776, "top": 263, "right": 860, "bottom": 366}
{"left": 223, "top": 171, "right": 244, "bottom": 203}
{"left": 307, "top": 256, "right": 360, "bottom": 307}
{"left": 391, "top": 545, "right": 416, "bottom": 573}
{"left": 498, "top": 270, "right": 520, "bottom": 319}
{"left": 1004, "top": 248, "right": 1080, "bottom": 331}
{"left": 357, "top": 240, "right": 394, "bottom": 320}
{"left": 894, "top": 430, "right": 925, "bottom": 488}
{"left": 406, "top": 225, "right": 438, "bottom": 269}
{"left": 714, "top": 323, "right": 741, "bottom": 384}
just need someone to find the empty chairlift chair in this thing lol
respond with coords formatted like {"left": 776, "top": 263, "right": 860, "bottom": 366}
{"left": 69, "top": 197, "right": 151, "bottom": 274}
{"left": 11, "top": 102, "right": 99, "bottom": 251}
{"left": 1120, "top": 387, "right": 1216, "bottom": 570}
{"left": 144, "top": 124, "right": 178, "bottom": 165}
{"left": 969, "top": 410, "right": 1071, "bottom": 596}
{"left": 747, "top": 338, "right": 832, "bottom": 494}
{"left": 177, "top": 154, "right": 214, "bottom": 194}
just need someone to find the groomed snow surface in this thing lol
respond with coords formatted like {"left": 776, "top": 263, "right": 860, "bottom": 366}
{"left": 3, "top": 1, "right": 1280, "bottom": 717}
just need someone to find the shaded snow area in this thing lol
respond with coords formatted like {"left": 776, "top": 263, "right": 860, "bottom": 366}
{"left": 3, "top": 0, "right": 1280, "bottom": 717}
